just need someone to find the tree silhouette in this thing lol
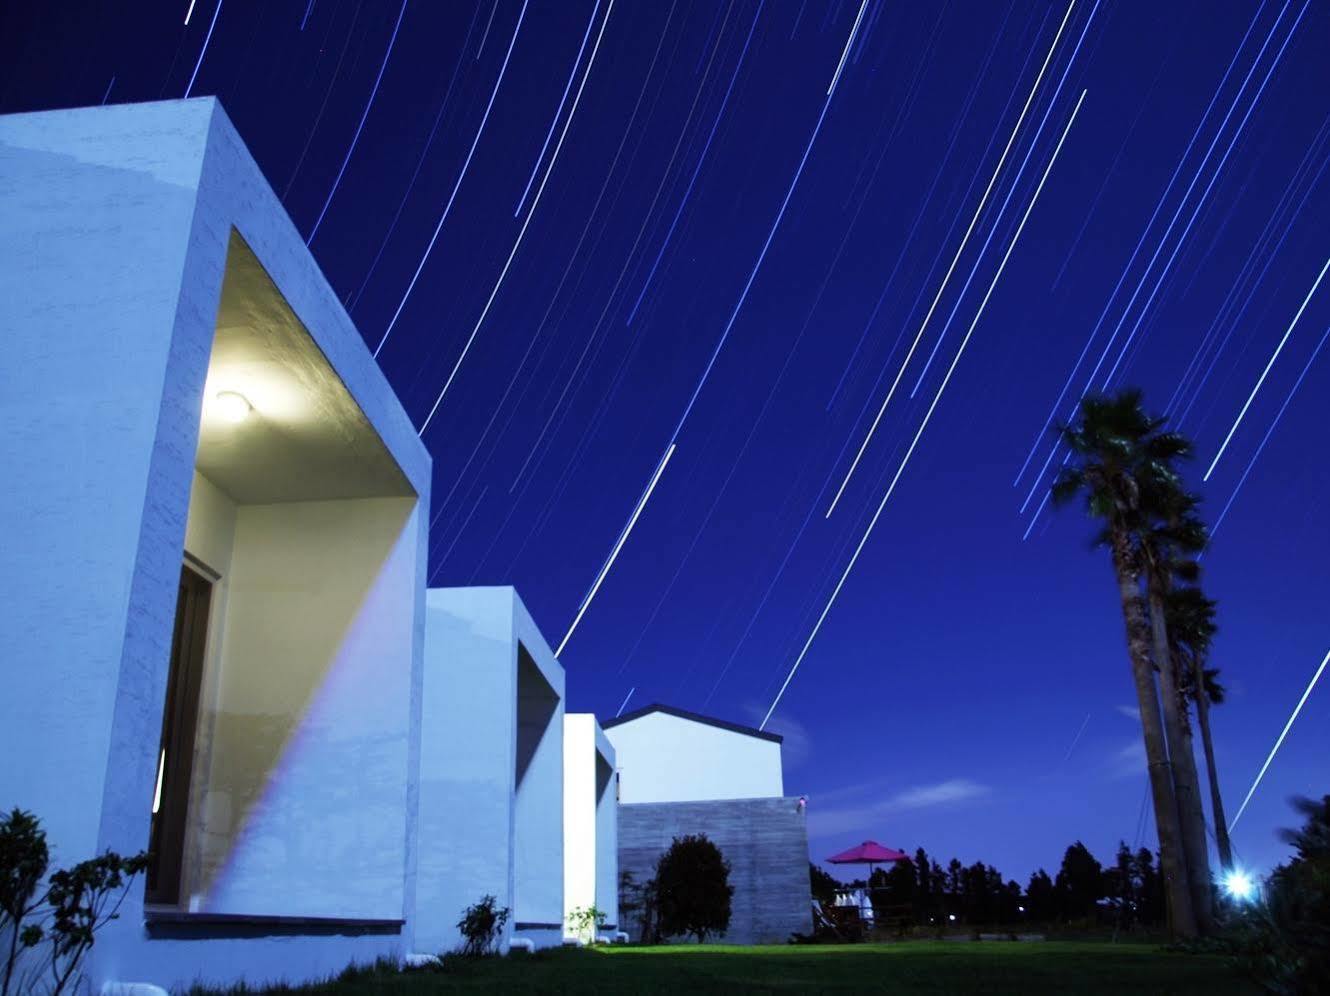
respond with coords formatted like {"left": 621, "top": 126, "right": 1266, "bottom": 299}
{"left": 654, "top": 834, "right": 734, "bottom": 944}
{"left": 1055, "top": 841, "right": 1104, "bottom": 920}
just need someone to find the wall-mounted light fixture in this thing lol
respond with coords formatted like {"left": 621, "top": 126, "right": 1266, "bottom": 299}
{"left": 213, "top": 390, "right": 253, "bottom": 424}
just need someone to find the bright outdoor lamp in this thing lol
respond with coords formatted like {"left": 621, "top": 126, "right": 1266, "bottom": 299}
{"left": 1223, "top": 870, "right": 1255, "bottom": 902}
{"left": 214, "top": 390, "right": 252, "bottom": 424}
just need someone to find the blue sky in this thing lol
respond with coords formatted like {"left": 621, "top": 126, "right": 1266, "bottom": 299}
{"left": 3, "top": 0, "right": 1326, "bottom": 883}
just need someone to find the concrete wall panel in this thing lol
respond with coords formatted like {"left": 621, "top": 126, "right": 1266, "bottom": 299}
{"left": 618, "top": 797, "right": 810, "bottom": 945}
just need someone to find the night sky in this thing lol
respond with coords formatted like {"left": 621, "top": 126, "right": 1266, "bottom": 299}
{"left": 3, "top": 0, "right": 1327, "bottom": 884}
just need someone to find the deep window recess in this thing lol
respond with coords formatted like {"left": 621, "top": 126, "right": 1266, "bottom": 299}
{"left": 146, "top": 563, "right": 212, "bottom": 905}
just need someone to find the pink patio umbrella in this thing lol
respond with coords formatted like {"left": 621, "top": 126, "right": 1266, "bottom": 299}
{"left": 826, "top": 841, "right": 909, "bottom": 881}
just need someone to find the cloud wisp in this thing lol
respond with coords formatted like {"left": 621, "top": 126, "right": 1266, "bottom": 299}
{"left": 1107, "top": 739, "right": 1146, "bottom": 779}
{"left": 808, "top": 777, "right": 992, "bottom": 837}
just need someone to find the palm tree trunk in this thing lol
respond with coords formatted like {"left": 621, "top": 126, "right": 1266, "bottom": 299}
{"left": 1111, "top": 537, "right": 1197, "bottom": 937}
{"left": 1192, "top": 664, "right": 1234, "bottom": 871}
{"left": 1146, "top": 584, "right": 1215, "bottom": 933}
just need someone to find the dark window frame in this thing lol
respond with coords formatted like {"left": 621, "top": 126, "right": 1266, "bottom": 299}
{"left": 146, "top": 562, "right": 212, "bottom": 905}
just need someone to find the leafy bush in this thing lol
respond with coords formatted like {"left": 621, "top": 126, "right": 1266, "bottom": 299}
{"left": 455, "top": 895, "right": 510, "bottom": 957}
{"left": 653, "top": 834, "right": 733, "bottom": 944}
{"left": 1233, "top": 795, "right": 1330, "bottom": 994}
{"left": 1, "top": 808, "right": 148, "bottom": 996}
{"left": 566, "top": 905, "right": 606, "bottom": 944}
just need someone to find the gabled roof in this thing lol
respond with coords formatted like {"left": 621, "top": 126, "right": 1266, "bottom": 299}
{"left": 602, "top": 703, "right": 783, "bottom": 744}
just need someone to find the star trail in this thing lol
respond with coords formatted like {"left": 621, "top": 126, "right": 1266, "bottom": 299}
{"left": 3, "top": 0, "right": 1326, "bottom": 881}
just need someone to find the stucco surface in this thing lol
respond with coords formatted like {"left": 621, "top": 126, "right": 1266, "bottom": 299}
{"left": 606, "top": 711, "right": 784, "bottom": 804}
{"left": 0, "top": 98, "right": 429, "bottom": 990}
{"left": 416, "top": 587, "right": 565, "bottom": 954}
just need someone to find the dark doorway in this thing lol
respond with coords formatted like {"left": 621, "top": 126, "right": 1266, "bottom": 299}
{"left": 146, "top": 563, "right": 212, "bottom": 905}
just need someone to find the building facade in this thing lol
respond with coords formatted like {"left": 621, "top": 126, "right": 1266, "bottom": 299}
{"left": 0, "top": 98, "right": 601, "bottom": 992}
{"left": 605, "top": 705, "right": 785, "bottom": 803}
{"left": 418, "top": 587, "right": 567, "bottom": 954}
{"left": 604, "top": 706, "right": 811, "bottom": 944}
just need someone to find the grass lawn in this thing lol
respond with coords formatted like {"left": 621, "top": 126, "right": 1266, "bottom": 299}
{"left": 237, "top": 941, "right": 1259, "bottom": 994}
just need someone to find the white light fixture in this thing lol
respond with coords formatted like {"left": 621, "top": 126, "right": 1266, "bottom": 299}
{"left": 214, "top": 390, "right": 252, "bottom": 424}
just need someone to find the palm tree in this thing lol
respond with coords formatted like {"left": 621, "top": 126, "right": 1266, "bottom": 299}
{"left": 1052, "top": 390, "right": 1198, "bottom": 937}
{"left": 1167, "top": 585, "right": 1234, "bottom": 872}
{"left": 1139, "top": 488, "right": 1215, "bottom": 932}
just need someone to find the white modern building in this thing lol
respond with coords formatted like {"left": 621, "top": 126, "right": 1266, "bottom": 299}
{"left": 604, "top": 704, "right": 784, "bottom": 803}
{"left": 418, "top": 587, "right": 566, "bottom": 954}
{"left": 0, "top": 98, "right": 582, "bottom": 991}
{"left": 562, "top": 714, "right": 618, "bottom": 941}
{"left": 605, "top": 705, "right": 810, "bottom": 944}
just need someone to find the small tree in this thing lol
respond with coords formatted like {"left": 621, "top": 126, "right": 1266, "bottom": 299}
{"left": 1, "top": 809, "right": 47, "bottom": 996}
{"left": 567, "top": 905, "right": 607, "bottom": 945}
{"left": 654, "top": 834, "right": 733, "bottom": 944}
{"left": 455, "top": 895, "right": 510, "bottom": 957}
{"left": 1, "top": 808, "right": 147, "bottom": 996}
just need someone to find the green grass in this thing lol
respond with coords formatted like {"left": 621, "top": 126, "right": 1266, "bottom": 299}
{"left": 216, "top": 941, "right": 1259, "bottom": 994}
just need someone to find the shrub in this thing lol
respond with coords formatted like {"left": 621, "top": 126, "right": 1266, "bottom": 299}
{"left": 1233, "top": 795, "right": 1330, "bottom": 995}
{"left": 455, "top": 895, "right": 510, "bottom": 957}
{"left": 567, "top": 905, "right": 606, "bottom": 944}
{"left": 1, "top": 808, "right": 148, "bottom": 996}
{"left": 653, "top": 834, "right": 733, "bottom": 944}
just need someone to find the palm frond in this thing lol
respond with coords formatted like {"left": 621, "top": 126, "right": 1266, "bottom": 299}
{"left": 1050, "top": 469, "right": 1084, "bottom": 507}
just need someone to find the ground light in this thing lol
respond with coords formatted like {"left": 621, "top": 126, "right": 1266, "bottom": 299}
{"left": 1223, "top": 869, "right": 1256, "bottom": 902}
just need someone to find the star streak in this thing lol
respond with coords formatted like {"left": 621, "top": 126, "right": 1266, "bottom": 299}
{"left": 764, "top": 89, "right": 1086, "bottom": 729}
{"left": 825, "top": 0, "right": 1078, "bottom": 518}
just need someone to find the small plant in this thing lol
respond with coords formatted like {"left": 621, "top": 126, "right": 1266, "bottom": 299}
{"left": 455, "top": 895, "right": 510, "bottom": 957}
{"left": 567, "top": 905, "right": 606, "bottom": 945}
{"left": 1, "top": 808, "right": 148, "bottom": 996}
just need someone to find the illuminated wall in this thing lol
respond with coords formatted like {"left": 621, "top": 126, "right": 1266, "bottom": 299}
{"left": 0, "top": 98, "right": 431, "bottom": 991}
{"left": 182, "top": 489, "right": 418, "bottom": 918}
{"left": 563, "top": 714, "right": 618, "bottom": 937}
{"left": 415, "top": 587, "right": 566, "bottom": 953}
{"left": 604, "top": 708, "right": 784, "bottom": 804}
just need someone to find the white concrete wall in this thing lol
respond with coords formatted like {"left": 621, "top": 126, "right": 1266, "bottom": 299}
{"left": 190, "top": 496, "right": 418, "bottom": 918}
{"left": 594, "top": 734, "right": 618, "bottom": 927}
{"left": 606, "top": 711, "right": 783, "bottom": 804}
{"left": 563, "top": 715, "right": 618, "bottom": 937}
{"left": 0, "top": 100, "right": 213, "bottom": 873}
{"left": 0, "top": 99, "right": 431, "bottom": 991}
{"left": 563, "top": 715, "right": 596, "bottom": 935}
{"left": 511, "top": 598, "right": 564, "bottom": 943}
{"left": 415, "top": 587, "right": 565, "bottom": 953}
{"left": 416, "top": 587, "right": 517, "bottom": 955}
